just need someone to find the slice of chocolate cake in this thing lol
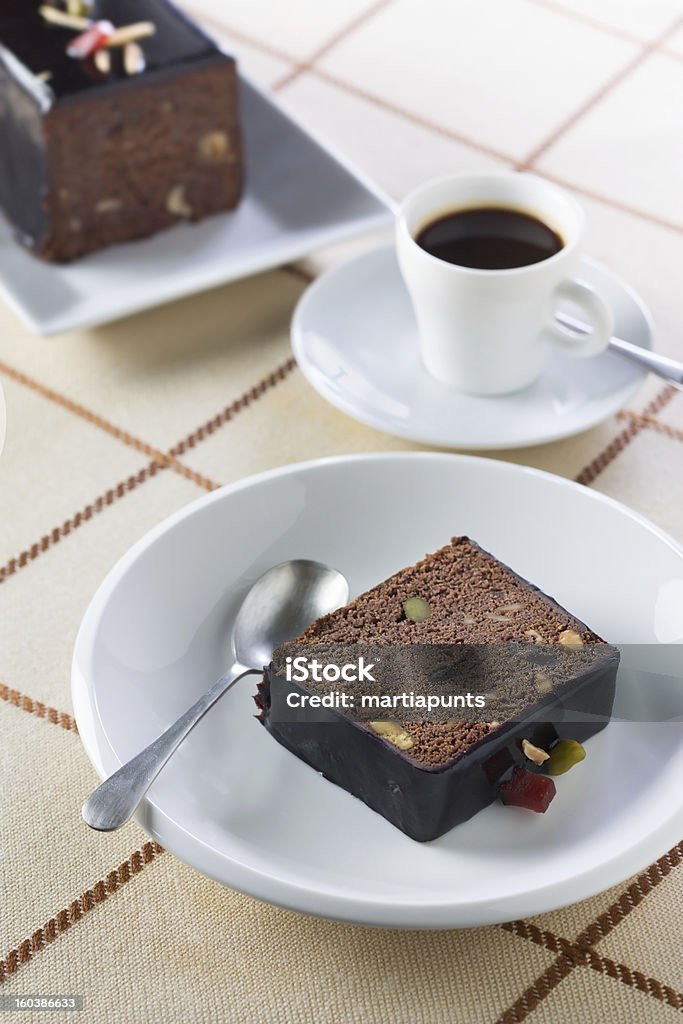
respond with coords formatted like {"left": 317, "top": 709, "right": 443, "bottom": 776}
{"left": 0, "top": 0, "right": 243, "bottom": 262}
{"left": 257, "top": 537, "right": 619, "bottom": 842}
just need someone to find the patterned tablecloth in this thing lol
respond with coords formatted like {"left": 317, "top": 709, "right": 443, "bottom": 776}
{"left": 1, "top": 1, "right": 682, "bottom": 1021}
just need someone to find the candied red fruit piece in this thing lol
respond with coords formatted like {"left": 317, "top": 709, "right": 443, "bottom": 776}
{"left": 500, "top": 767, "right": 556, "bottom": 813}
{"left": 67, "top": 21, "right": 114, "bottom": 59}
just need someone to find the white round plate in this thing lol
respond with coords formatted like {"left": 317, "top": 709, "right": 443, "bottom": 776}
{"left": 291, "top": 246, "right": 654, "bottom": 450}
{"left": 72, "top": 454, "right": 683, "bottom": 928}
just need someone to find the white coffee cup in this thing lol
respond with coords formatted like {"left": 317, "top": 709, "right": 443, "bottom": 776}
{"left": 396, "top": 171, "right": 613, "bottom": 396}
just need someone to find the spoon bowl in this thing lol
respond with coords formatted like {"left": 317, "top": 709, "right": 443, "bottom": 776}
{"left": 233, "top": 559, "right": 350, "bottom": 670}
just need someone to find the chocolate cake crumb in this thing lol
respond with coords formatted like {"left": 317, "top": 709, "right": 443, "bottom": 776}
{"left": 298, "top": 537, "right": 600, "bottom": 645}
{"left": 403, "top": 721, "right": 498, "bottom": 768}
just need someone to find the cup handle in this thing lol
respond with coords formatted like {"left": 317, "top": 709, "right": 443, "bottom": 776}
{"left": 544, "top": 278, "right": 614, "bottom": 357}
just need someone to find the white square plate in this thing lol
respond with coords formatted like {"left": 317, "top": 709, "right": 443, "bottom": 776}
{"left": 0, "top": 75, "right": 392, "bottom": 336}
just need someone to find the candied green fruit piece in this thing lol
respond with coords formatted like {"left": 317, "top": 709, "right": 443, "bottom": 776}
{"left": 403, "top": 597, "right": 432, "bottom": 623}
{"left": 547, "top": 738, "right": 586, "bottom": 776}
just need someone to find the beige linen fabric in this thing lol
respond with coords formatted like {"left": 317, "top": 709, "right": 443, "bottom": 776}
{"left": 1, "top": 1, "right": 682, "bottom": 1021}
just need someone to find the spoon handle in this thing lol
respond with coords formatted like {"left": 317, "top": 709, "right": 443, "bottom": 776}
{"left": 82, "top": 664, "right": 259, "bottom": 832}
{"left": 556, "top": 311, "right": 683, "bottom": 388}
{"left": 608, "top": 336, "right": 683, "bottom": 388}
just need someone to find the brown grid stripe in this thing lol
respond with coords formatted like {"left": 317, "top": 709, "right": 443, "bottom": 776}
{"left": 1, "top": 821, "right": 680, "bottom": 1004}
{"left": 529, "top": 0, "right": 683, "bottom": 66}
{"left": 0, "top": 842, "right": 164, "bottom": 986}
{"left": 185, "top": 0, "right": 683, "bottom": 60}
{"left": 0, "top": 363, "right": 677, "bottom": 799}
{"left": 574, "top": 418, "right": 642, "bottom": 488}
{"left": 497, "top": 955, "right": 576, "bottom": 1024}
{"left": 0, "top": 355, "right": 297, "bottom": 590}
{"left": 619, "top": 408, "right": 683, "bottom": 445}
{"left": 0, "top": 356, "right": 298, "bottom": 732}
{"left": 518, "top": 14, "right": 683, "bottom": 168}
{"left": 299, "top": 65, "right": 514, "bottom": 162}
{"left": 530, "top": 168, "right": 683, "bottom": 236}
{"left": 1, "top": 368, "right": 678, "bottom": 1007}
{"left": 182, "top": 4, "right": 506, "bottom": 162}
{"left": 0, "top": 462, "right": 159, "bottom": 587}
{"left": 526, "top": 0, "right": 651, "bottom": 46}
{"left": 1, "top": 348, "right": 667, "bottom": 674}
{"left": 185, "top": 0, "right": 683, "bottom": 74}
{"left": 167, "top": 356, "right": 296, "bottom": 457}
{"left": 181, "top": 4, "right": 295, "bottom": 67}
{"left": 192, "top": 11, "right": 683, "bottom": 236}
{"left": 497, "top": 840, "right": 683, "bottom": 1022}
{"left": 271, "top": 0, "right": 394, "bottom": 93}
{"left": 503, "top": 927, "right": 683, "bottom": 1012}
{"left": 578, "top": 950, "right": 682, "bottom": 1009}
{"left": 663, "top": 44, "right": 683, "bottom": 63}
{"left": 308, "top": 67, "right": 683, "bottom": 235}
{"left": 574, "top": 385, "right": 678, "bottom": 486}
{"left": 1, "top": 3, "right": 681, "bottom": 1008}
{"left": 0, "top": 359, "right": 219, "bottom": 494}
{"left": 0, "top": 682, "right": 77, "bottom": 734}
{"left": 575, "top": 842, "right": 683, "bottom": 948}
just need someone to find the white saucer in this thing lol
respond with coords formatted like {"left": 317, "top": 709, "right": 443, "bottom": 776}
{"left": 72, "top": 453, "right": 683, "bottom": 928}
{"left": 292, "top": 246, "right": 654, "bottom": 450}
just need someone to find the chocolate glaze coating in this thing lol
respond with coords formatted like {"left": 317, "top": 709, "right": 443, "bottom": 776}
{"left": 0, "top": 1, "right": 224, "bottom": 101}
{"left": 257, "top": 657, "right": 618, "bottom": 842}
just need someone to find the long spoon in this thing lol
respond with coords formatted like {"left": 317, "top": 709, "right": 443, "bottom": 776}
{"left": 82, "top": 559, "right": 349, "bottom": 831}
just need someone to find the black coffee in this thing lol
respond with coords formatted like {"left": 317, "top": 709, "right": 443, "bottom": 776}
{"left": 415, "top": 206, "right": 563, "bottom": 270}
